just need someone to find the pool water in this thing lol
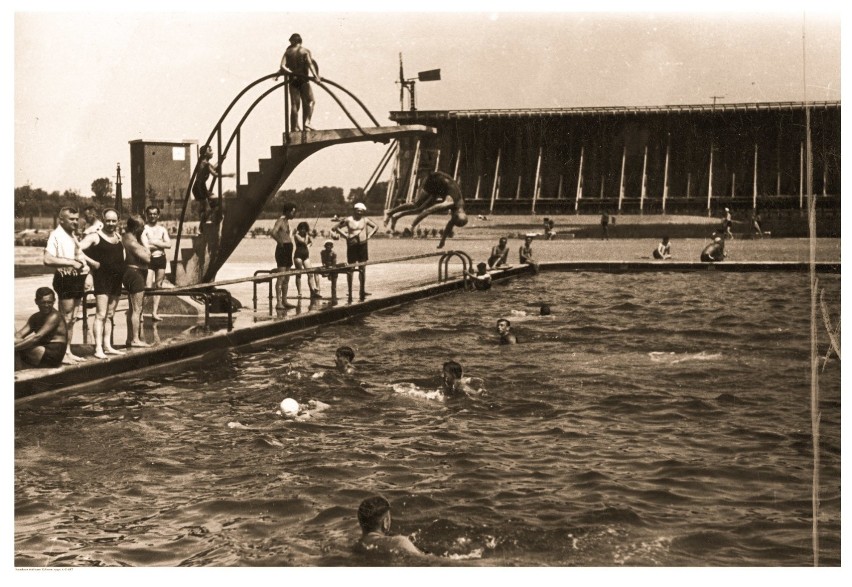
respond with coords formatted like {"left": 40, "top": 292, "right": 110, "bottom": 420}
{"left": 14, "top": 271, "right": 841, "bottom": 566}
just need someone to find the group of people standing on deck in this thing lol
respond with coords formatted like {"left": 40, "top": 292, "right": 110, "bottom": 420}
{"left": 270, "top": 200, "right": 378, "bottom": 308}
{"left": 15, "top": 205, "right": 172, "bottom": 370}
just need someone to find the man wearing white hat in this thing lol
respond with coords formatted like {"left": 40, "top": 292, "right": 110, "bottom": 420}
{"left": 332, "top": 202, "right": 378, "bottom": 301}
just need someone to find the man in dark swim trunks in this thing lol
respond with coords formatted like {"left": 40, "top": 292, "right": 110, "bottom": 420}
{"left": 276, "top": 33, "right": 321, "bottom": 131}
{"left": 333, "top": 202, "right": 378, "bottom": 301}
{"left": 44, "top": 206, "right": 90, "bottom": 364}
{"left": 15, "top": 287, "right": 68, "bottom": 370}
{"left": 488, "top": 237, "right": 509, "bottom": 268}
{"left": 271, "top": 202, "right": 298, "bottom": 309}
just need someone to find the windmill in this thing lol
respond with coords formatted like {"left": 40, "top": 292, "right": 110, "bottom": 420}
{"left": 397, "top": 53, "right": 441, "bottom": 111}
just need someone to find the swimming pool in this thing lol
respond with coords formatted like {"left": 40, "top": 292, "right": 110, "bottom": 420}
{"left": 14, "top": 270, "right": 840, "bottom": 566}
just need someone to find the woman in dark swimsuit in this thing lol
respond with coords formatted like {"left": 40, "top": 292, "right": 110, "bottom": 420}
{"left": 80, "top": 208, "right": 126, "bottom": 358}
{"left": 293, "top": 221, "right": 320, "bottom": 299}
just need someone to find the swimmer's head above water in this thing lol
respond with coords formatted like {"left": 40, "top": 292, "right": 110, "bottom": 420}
{"left": 335, "top": 345, "right": 356, "bottom": 373}
{"left": 280, "top": 397, "right": 300, "bottom": 417}
{"left": 497, "top": 318, "right": 517, "bottom": 344}
{"left": 358, "top": 495, "right": 392, "bottom": 534}
{"left": 442, "top": 360, "right": 464, "bottom": 394}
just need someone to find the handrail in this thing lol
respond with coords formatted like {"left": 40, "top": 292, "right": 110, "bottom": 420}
{"left": 164, "top": 250, "right": 449, "bottom": 295}
{"left": 81, "top": 287, "right": 234, "bottom": 344}
{"left": 438, "top": 251, "right": 473, "bottom": 285}
{"left": 252, "top": 269, "right": 275, "bottom": 314}
{"left": 172, "top": 71, "right": 386, "bottom": 278}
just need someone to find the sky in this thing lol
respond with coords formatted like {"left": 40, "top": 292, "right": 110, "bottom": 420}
{"left": 10, "top": 2, "right": 842, "bottom": 201}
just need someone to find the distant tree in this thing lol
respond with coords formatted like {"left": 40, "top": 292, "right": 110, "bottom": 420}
{"left": 91, "top": 177, "right": 114, "bottom": 208}
{"left": 347, "top": 181, "right": 388, "bottom": 212}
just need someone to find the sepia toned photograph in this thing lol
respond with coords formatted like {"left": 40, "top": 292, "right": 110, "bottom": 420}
{"left": 10, "top": 2, "right": 842, "bottom": 574}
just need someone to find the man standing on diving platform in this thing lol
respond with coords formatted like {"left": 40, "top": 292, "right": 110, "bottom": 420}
{"left": 276, "top": 33, "right": 321, "bottom": 131}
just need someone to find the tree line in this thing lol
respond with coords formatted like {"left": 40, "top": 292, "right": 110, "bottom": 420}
{"left": 15, "top": 179, "right": 390, "bottom": 228}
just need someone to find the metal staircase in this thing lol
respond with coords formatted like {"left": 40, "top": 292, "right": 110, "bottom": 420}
{"left": 170, "top": 72, "right": 436, "bottom": 286}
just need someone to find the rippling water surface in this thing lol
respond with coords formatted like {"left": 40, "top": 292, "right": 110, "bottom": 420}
{"left": 15, "top": 272, "right": 841, "bottom": 566}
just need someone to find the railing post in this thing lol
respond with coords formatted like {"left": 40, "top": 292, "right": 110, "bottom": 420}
{"left": 81, "top": 291, "right": 90, "bottom": 344}
{"left": 284, "top": 76, "right": 290, "bottom": 136}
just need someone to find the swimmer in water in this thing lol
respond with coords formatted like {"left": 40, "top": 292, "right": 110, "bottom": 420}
{"left": 335, "top": 345, "right": 356, "bottom": 375}
{"left": 497, "top": 318, "right": 517, "bottom": 344}
{"left": 441, "top": 360, "right": 485, "bottom": 398}
{"left": 279, "top": 397, "right": 330, "bottom": 421}
{"left": 356, "top": 496, "right": 428, "bottom": 557}
{"left": 539, "top": 303, "right": 551, "bottom": 316}
{"left": 464, "top": 262, "right": 492, "bottom": 291}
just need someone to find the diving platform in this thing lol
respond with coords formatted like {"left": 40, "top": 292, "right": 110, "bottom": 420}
{"left": 173, "top": 124, "right": 435, "bottom": 288}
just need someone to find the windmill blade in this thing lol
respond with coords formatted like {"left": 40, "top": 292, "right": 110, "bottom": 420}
{"left": 398, "top": 53, "right": 405, "bottom": 109}
{"left": 418, "top": 69, "right": 441, "bottom": 82}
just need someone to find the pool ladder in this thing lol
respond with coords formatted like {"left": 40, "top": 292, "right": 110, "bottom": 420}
{"left": 438, "top": 251, "right": 474, "bottom": 290}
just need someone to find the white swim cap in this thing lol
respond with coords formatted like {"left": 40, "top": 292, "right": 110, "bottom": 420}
{"left": 354, "top": 202, "right": 367, "bottom": 211}
{"left": 280, "top": 398, "right": 300, "bottom": 416}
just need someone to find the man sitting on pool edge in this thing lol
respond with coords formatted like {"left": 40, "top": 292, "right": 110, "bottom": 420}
{"left": 356, "top": 495, "right": 428, "bottom": 557}
{"left": 15, "top": 287, "right": 68, "bottom": 370}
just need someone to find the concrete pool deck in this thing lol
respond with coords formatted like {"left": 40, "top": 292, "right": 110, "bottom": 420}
{"left": 13, "top": 256, "right": 840, "bottom": 400}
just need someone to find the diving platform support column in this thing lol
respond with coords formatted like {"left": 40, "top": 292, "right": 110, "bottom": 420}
{"left": 707, "top": 141, "right": 714, "bottom": 215}
{"left": 489, "top": 148, "right": 501, "bottom": 213}
{"left": 531, "top": 146, "right": 542, "bottom": 214}
{"left": 799, "top": 142, "right": 804, "bottom": 209}
{"left": 640, "top": 145, "right": 648, "bottom": 215}
{"left": 453, "top": 149, "right": 461, "bottom": 181}
{"left": 617, "top": 145, "right": 626, "bottom": 212}
{"left": 405, "top": 140, "right": 422, "bottom": 203}
{"left": 753, "top": 144, "right": 758, "bottom": 210}
{"left": 662, "top": 137, "right": 670, "bottom": 215}
{"left": 574, "top": 146, "right": 584, "bottom": 212}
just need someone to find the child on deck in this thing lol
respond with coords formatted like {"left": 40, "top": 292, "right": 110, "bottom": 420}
{"left": 320, "top": 239, "right": 347, "bottom": 300}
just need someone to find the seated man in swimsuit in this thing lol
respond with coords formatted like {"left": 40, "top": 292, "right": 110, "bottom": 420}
{"left": 385, "top": 171, "right": 454, "bottom": 232}
{"left": 15, "top": 287, "right": 68, "bottom": 370}
{"left": 653, "top": 236, "right": 672, "bottom": 260}
{"left": 488, "top": 237, "right": 510, "bottom": 268}
{"left": 700, "top": 236, "right": 726, "bottom": 262}
{"left": 519, "top": 235, "right": 539, "bottom": 272}
{"left": 356, "top": 496, "right": 428, "bottom": 557}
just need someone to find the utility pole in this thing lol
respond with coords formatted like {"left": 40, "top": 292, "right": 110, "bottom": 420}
{"left": 710, "top": 95, "right": 725, "bottom": 109}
